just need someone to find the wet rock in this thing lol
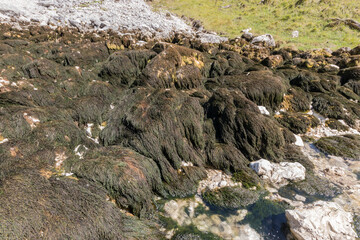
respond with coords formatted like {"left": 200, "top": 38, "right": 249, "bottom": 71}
{"left": 250, "top": 159, "right": 306, "bottom": 185}
{"left": 286, "top": 201, "right": 357, "bottom": 240}
{"left": 315, "top": 134, "right": 360, "bottom": 159}
{"left": 202, "top": 186, "right": 259, "bottom": 210}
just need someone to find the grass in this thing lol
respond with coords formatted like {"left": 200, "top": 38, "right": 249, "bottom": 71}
{"left": 151, "top": 0, "right": 360, "bottom": 50}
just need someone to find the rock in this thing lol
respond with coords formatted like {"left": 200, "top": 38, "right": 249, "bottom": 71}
{"left": 250, "top": 159, "right": 306, "bottom": 185}
{"left": 236, "top": 224, "right": 262, "bottom": 240}
{"left": 258, "top": 105, "right": 270, "bottom": 115}
{"left": 251, "top": 34, "right": 276, "bottom": 47}
{"left": 323, "top": 64, "right": 340, "bottom": 73}
{"left": 294, "top": 135, "right": 304, "bottom": 147}
{"left": 292, "top": 31, "right": 299, "bottom": 38}
{"left": 286, "top": 201, "right": 357, "bottom": 240}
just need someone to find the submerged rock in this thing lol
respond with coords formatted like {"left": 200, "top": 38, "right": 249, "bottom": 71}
{"left": 286, "top": 201, "right": 357, "bottom": 240}
{"left": 202, "top": 186, "right": 259, "bottom": 210}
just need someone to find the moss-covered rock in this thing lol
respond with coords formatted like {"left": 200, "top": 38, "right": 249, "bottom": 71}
{"left": 315, "top": 135, "right": 360, "bottom": 159}
{"left": 202, "top": 186, "right": 259, "bottom": 210}
{"left": 275, "top": 112, "right": 319, "bottom": 134}
{"left": 139, "top": 43, "right": 205, "bottom": 89}
{"left": 339, "top": 66, "right": 360, "bottom": 83}
{"left": 216, "top": 70, "right": 288, "bottom": 110}
{"left": 325, "top": 119, "right": 349, "bottom": 131}
{"left": 100, "top": 50, "right": 156, "bottom": 87}
{"left": 0, "top": 173, "right": 161, "bottom": 239}
{"left": 312, "top": 94, "right": 346, "bottom": 119}
{"left": 100, "top": 88, "right": 207, "bottom": 197}
{"left": 66, "top": 146, "right": 164, "bottom": 218}
{"left": 281, "top": 87, "right": 312, "bottom": 112}
{"left": 278, "top": 174, "right": 342, "bottom": 203}
{"left": 232, "top": 170, "right": 261, "bottom": 189}
{"left": 205, "top": 89, "right": 286, "bottom": 161}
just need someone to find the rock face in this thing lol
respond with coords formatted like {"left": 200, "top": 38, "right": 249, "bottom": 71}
{"left": 286, "top": 201, "right": 357, "bottom": 240}
{"left": 250, "top": 159, "right": 306, "bottom": 185}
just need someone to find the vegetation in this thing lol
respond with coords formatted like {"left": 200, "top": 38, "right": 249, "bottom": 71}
{"left": 152, "top": 0, "right": 360, "bottom": 49}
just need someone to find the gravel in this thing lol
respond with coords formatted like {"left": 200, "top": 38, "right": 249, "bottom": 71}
{"left": 0, "top": 0, "right": 227, "bottom": 42}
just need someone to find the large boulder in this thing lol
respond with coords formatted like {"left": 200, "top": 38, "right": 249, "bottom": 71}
{"left": 286, "top": 201, "right": 357, "bottom": 240}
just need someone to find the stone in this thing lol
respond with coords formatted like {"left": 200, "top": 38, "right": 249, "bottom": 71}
{"left": 251, "top": 34, "right": 276, "bottom": 47}
{"left": 286, "top": 201, "right": 357, "bottom": 240}
{"left": 250, "top": 159, "right": 306, "bottom": 185}
{"left": 294, "top": 135, "right": 304, "bottom": 147}
{"left": 258, "top": 105, "right": 270, "bottom": 115}
{"left": 236, "top": 224, "right": 262, "bottom": 240}
{"left": 292, "top": 30, "right": 299, "bottom": 38}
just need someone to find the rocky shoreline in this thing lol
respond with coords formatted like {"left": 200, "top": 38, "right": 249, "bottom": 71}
{"left": 0, "top": 1, "right": 360, "bottom": 239}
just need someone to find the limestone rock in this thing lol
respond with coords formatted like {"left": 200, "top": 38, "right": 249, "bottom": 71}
{"left": 250, "top": 159, "right": 306, "bottom": 185}
{"left": 251, "top": 34, "right": 276, "bottom": 47}
{"left": 286, "top": 201, "right": 357, "bottom": 240}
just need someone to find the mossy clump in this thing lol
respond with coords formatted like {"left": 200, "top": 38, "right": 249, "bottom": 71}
{"left": 275, "top": 112, "right": 319, "bottom": 134}
{"left": 325, "top": 119, "right": 349, "bottom": 131}
{"left": 231, "top": 170, "right": 261, "bottom": 189}
{"left": 315, "top": 134, "right": 360, "bottom": 159}
{"left": 202, "top": 186, "right": 259, "bottom": 210}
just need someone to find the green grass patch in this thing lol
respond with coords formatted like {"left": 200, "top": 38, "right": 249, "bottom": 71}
{"left": 152, "top": 0, "right": 360, "bottom": 50}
